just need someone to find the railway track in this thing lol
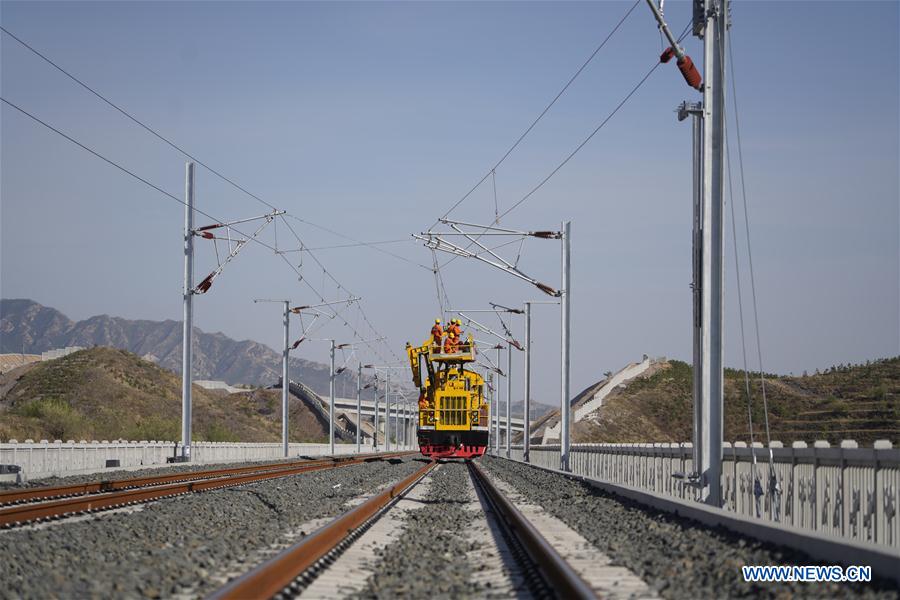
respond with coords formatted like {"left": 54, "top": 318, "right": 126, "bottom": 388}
{"left": 211, "top": 459, "right": 598, "bottom": 600}
{"left": 0, "top": 451, "right": 413, "bottom": 528}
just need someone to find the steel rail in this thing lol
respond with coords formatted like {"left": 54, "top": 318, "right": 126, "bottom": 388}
{"left": 0, "top": 452, "right": 414, "bottom": 528}
{"left": 211, "top": 460, "right": 437, "bottom": 600}
{"left": 467, "top": 460, "right": 597, "bottom": 600}
{"left": 0, "top": 452, "right": 410, "bottom": 506}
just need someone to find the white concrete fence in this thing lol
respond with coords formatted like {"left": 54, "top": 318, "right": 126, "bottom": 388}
{"left": 497, "top": 441, "right": 900, "bottom": 552}
{"left": 0, "top": 439, "right": 415, "bottom": 481}
{"left": 40, "top": 346, "right": 84, "bottom": 361}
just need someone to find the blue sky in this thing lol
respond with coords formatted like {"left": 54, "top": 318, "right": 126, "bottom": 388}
{"left": 2, "top": 1, "right": 898, "bottom": 406}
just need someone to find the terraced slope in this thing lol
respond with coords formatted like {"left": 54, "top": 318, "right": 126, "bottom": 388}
{"left": 0, "top": 347, "right": 329, "bottom": 443}
{"left": 571, "top": 358, "right": 900, "bottom": 446}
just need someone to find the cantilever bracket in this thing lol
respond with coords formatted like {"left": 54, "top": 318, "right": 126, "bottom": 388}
{"left": 414, "top": 219, "right": 561, "bottom": 296}
{"left": 193, "top": 210, "right": 282, "bottom": 294}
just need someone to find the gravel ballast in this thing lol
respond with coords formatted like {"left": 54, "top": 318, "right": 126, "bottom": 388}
{"left": 351, "top": 461, "right": 493, "bottom": 599}
{"left": 0, "top": 454, "right": 380, "bottom": 490}
{"left": 0, "top": 456, "right": 425, "bottom": 599}
{"left": 481, "top": 456, "right": 899, "bottom": 600}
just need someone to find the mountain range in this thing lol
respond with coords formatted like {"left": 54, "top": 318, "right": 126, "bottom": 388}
{"left": 0, "top": 299, "right": 371, "bottom": 396}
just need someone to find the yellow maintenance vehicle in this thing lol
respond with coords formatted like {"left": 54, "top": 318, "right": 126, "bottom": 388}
{"left": 406, "top": 334, "right": 489, "bottom": 458}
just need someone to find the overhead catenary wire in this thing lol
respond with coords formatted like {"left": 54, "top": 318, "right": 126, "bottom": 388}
{"left": 0, "top": 96, "right": 280, "bottom": 256}
{"left": 1, "top": 26, "right": 408, "bottom": 366}
{"left": 435, "top": 56, "right": 664, "bottom": 273}
{"left": 278, "top": 239, "right": 411, "bottom": 251}
{"left": 495, "top": 58, "right": 662, "bottom": 222}
{"left": 0, "top": 26, "right": 280, "bottom": 214}
{"left": 433, "top": 16, "right": 691, "bottom": 278}
{"left": 278, "top": 216, "right": 400, "bottom": 362}
{"left": 1, "top": 94, "right": 396, "bottom": 366}
{"left": 434, "top": 0, "right": 642, "bottom": 225}
{"left": 284, "top": 215, "right": 431, "bottom": 271}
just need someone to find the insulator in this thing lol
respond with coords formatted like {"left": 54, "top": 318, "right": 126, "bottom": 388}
{"left": 195, "top": 223, "right": 224, "bottom": 231}
{"left": 677, "top": 55, "right": 702, "bottom": 90}
{"left": 195, "top": 273, "right": 215, "bottom": 294}
{"left": 660, "top": 47, "right": 676, "bottom": 64}
{"left": 535, "top": 282, "right": 559, "bottom": 297}
{"left": 198, "top": 231, "right": 215, "bottom": 240}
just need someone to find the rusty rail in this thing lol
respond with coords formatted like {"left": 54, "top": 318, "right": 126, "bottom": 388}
{"left": 0, "top": 452, "right": 414, "bottom": 528}
{"left": 0, "top": 451, "right": 411, "bottom": 506}
{"left": 212, "top": 459, "right": 437, "bottom": 600}
{"left": 467, "top": 460, "right": 596, "bottom": 600}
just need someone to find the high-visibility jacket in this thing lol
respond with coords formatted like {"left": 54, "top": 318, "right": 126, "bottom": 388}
{"left": 448, "top": 323, "right": 461, "bottom": 339}
{"left": 431, "top": 324, "right": 443, "bottom": 344}
{"left": 444, "top": 336, "right": 459, "bottom": 354}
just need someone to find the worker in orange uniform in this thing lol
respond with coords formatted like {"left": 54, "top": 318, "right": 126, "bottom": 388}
{"left": 444, "top": 330, "right": 459, "bottom": 354}
{"left": 431, "top": 318, "right": 444, "bottom": 353}
{"left": 449, "top": 319, "right": 464, "bottom": 353}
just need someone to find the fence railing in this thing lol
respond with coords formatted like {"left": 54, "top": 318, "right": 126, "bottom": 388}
{"left": 0, "top": 439, "right": 414, "bottom": 480}
{"left": 495, "top": 441, "right": 900, "bottom": 551}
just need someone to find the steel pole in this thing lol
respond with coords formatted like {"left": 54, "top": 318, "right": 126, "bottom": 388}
{"left": 373, "top": 383, "right": 379, "bottom": 450}
{"left": 523, "top": 301, "right": 532, "bottom": 462}
{"left": 329, "top": 340, "right": 335, "bottom": 455}
{"left": 560, "top": 220, "right": 571, "bottom": 471}
{"left": 356, "top": 363, "right": 362, "bottom": 453}
{"left": 487, "top": 373, "right": 494, "bottom": 454}
{"left": 180, "top": 162, "right": 194, "bottom": 461}
{"left": 282, "top": 301, "right": 289, "bottom": 457}
{"left": 505, "top": 345, "right": 511, "bottom": 458}
{"left": 690, "top": 105, "right": 704, "bottom": 476}
{"left": 495, "top": 347, "right": 501, "bottom": 453}
{"left": 698, "top": 0, "right": 727, "bottom": 506}
{"left": 386, "top": 370, "right": 391, "bottom": 451}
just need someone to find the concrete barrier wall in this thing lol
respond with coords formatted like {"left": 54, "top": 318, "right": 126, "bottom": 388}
{"left": 497, "top": 441, "right": 900, "bottom": 552}
{"left": 0, "top": 439, "right": 415, "bottom": 481}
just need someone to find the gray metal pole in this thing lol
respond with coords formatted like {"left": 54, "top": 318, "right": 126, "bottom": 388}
{"left": 373, "top": 383, "right": 379, "bottom": 450}
{"left": 523, "top": 301, "right": 532, "bottom": 462}
{"left": 282, "top": 301, "right": 289, "bottom": 458}
{"left": 698, "top": 0, "right": 727, "bottom": 506}
{"left": 690, "top": 104, "right": 704, "bottom": 477}
{"left": 560, "top": 220, "right": 571, "bottom": 471}
{"left": 180, "top": 162, "right": 194, "bottom": 461}
{"left": 386, "top": 370, "right": 391, "bottom": 451}
{"left": 329, "top": 340, "right": 335, "bottom": 455}
{"left": 356, "top": 363, "right": 362, "bottom": 453}
{"left": 494, "top": 347, "right": 501, "bottom": 454}
{"left": 412, "top": 399, "right": 417, "bottom": 449}
{"left": 487, "top": 372, "right": 494, "bottom": 454}
{"left": 505, "top": 345, "right": 511, "bottom": 458}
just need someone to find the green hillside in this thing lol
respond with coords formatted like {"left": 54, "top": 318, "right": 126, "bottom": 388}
{"left": 573, "top": 358, "right": 900, "bottom": 446}
{"left": 0, "top": 347, "right": 329, "bottom": 443}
